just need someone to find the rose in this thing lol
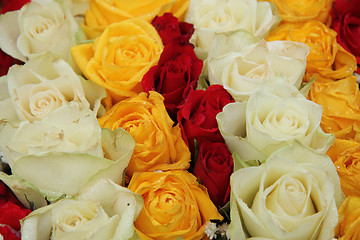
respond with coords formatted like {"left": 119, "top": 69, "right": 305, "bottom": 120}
{"left": 0, "top": 53, "right": 106, "bottom": 122}
{"left": 142, "top": 42, "right": 202, "bottom": 119}
{"left": 81, "top": 0, "right": 190, "bottom": 39}
{"left": 0, "top": 1, "right": 76, "bottom": 63}
{"left": 0, "top": 102, "right": 135, "bottom": 201}
{"left": 98, "top": 91, "right": 190, "bottom": 177}
{"left": 267, "top": 21, "right": 357, "bottom": 82}
{"left": 217, "top": 78, "right": 334, "bottom": 163}
{"left": 207, "top": 31, "right": 310, "bottom": 101}
{"left": 0, "top": 181, "right": 31, "bottom": 240}
{"left": 151, "top": 13, "right": 194, "bottom": 45}
{"left": 128, "top": 170, "right": 222, "bottom": 240}
{"left": 260, "top": 0, "right": 332, "bottom": 25}
{"left": 0, "top": 181, "right": 31, "bottom": 234}
{"left": 0, "top": 49, "right": 22, "bottom": 77}
{"left": 0, "top": 225, "right": 21, "bottom": 240}
{"left": 335, "top": 196, "right": 360, "bottom": 239}
{"left": 229, "top": 142, "right": 344, "bottom": 240}
{"left": 331, "top": 0, "right": 360, "bottom": 74}
{"left": 0, "top": 201, "right": 30, "bottom": 232}
{"left": 21, "top": 178, "right": 143, "bottom": 240}
{"left": 0, "top": 181, "right": 24, "bottom": 210}
{"left": 177, "top": 84, "right": 234, "bottom": 154}
{"left": 308, "top": 76, "right": 360, "bottom": 139}
{"left": 193, "top": 141, "right": 233, "bottom": 208}
{"left": 326, "top": 138, "right": 360, "bottom": 197}
{"left": 0, "top": 0, "right": 29, "bottom": 14}
{"left": 72, "top": 19, "right": 163, "bottom": 103}
{"left": 185, "top": 0, "right": 281, "bottom": 60}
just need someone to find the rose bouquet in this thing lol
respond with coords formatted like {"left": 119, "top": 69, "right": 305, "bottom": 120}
{"left": 0, "top": 0, "right": 359, "bottom": 239}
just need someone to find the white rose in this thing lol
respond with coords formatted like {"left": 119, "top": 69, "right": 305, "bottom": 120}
{"left": 0, "top": 53, "right": 106, "bottom": 121}
{"left": 208, "top": 31, "right": 310, "bottom": 101}
{"left": 0, "top": 102, "right": 135, "bottom": 201}
{"left": 185, "top": 0, "right": 281, "bottom": 60}
{"left": 21, "top": 178, "right": 143, "bottom": 240}
{"left": 229, "top": 142, "right": 344, "bottom": 240}
{"left": 0, "top": 1, "right": 76, "bottom": 62}
{"left": 216, "top": 78, "right": 334, "bottom": 163}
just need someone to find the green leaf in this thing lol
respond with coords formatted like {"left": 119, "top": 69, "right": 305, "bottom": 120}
{"left": 299, "top": 76, "right": 315, "bottom": 97}
{"left": 218, "top": 202, "right": 231, "bottom": 222}
{"left": 196, "top": 75, "right": 210, "bottom": 90}
{"left": 233, "top": 152, "right": 262, "bottom": 172}
{"left": 232, "top": 152, "right": 251, "bottom": 172}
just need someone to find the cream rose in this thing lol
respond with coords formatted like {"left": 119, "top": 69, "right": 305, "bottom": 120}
{"left": 0, "top": 102, "right": 135, "bottom": 201}
{"left": 216, "top": 78, "right": 334, "bottom": 163}
{"left": 229, "top": 143, "right": 344, "bottom": 240}
{"left": 0, "top": 53, "right": 106, "bottom": 122}
{"left": 0, "top": 1, "right": 77, "bottom": 63}
{"left": 21, "top": 178, "right": 143, "bottom": 240}
{"left": 185, "top": 0, "right": 281, "bottom": 60}
{"left": 208, "top": 31, "right": 310, "bottom": 101}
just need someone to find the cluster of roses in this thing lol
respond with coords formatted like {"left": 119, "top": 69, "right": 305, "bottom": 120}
{"left": 143, "top": 13, "right": 235, "bottom": 209}
{"left": 256, "top": 0, "right": 360, "bottom": 238}
{"left": 0, "top": 0, "right": 227, "bottom": 239}
{"left": 0, "top": 0, "right": 360, "bottom": 240}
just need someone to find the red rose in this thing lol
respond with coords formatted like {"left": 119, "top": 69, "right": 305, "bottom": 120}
{"left": 142, "top": 42, "right": 202, "bottom": 118}
{"left": 177, "top": 84, "right": 234, "bottom": 154}
{"left": 0, "top": 49, "right": 22, "bottom": 76}
{"left": 0, "top": 0, "right": 30, "bottom": 13}
{"left": 151, "top": 12, "right": 194, "bottom": 45}
{"left": 0, "top": 225, "right": 21, "bottom": 240}
{"left": 193, "top": 141, "right": 233, "bottom": 208}
{"left": 0, "top": 181, "right": 31, "bottom": 233}
{"left": 331, "top": 0, "right": 360, "bottom": 73}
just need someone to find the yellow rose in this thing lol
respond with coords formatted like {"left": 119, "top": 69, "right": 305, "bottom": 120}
{"left": 326, "top": 138, "right": 360, "bottom": 197}
{"left": 260, "top": 0, "right": 333, "bottom": 25}
{"left": 128, "top": 170, "right": 222, "bottom": 240}
{"left": 71, "top": 19, "right": 163, "bottom": 103}
{"left": 82, "top": 0, "right": 190, "bottom": 39}
{"left": 335, "top": 196, "right": 360, "bottom": 240}
{"left": 308, "top": 76, "right": 360, "bottom": 140}
{"left": 98, "top": 91, "right": 190, "bottom": 177}
{"left": 267, "top": 21, "right": 357, "bottom": 83}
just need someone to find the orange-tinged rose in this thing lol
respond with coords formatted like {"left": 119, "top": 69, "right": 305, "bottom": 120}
{"left": 326, "top": 138, "right": 360, "bottom": 197}
{"left": 71, "top": 19, "right": 163, "bottom": 103}
{"left": 127, "top": 170, "right": 223, "bottom": 240}
{"left": 308, "top": 76, "right": 360, "bottom": 140}
{"left": 335, "top": 196, "right": 360, "bottom": 239}
{"left": 82, "top": 0, "right": 190, "bottom": 39}
{"left": 98, "top": 91, "right": 190, "bottom": 177}
{"left": 267, "top": 21, "right": 357, "bottom": 83}
{"left": 260, "top": 0, "right": 333, "bottom": 25}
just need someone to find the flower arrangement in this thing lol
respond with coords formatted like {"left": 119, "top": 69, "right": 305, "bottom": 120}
{"left": 0, "top": 0, "right": 359, "bottom": 239}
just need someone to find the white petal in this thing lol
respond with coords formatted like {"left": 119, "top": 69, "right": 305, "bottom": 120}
{"left": 0, "top": 11, "right": 26, "bottom": 61}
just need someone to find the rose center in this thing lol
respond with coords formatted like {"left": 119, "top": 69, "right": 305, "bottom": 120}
{"left": 27, "top": 16, "right": 58, "bottom": 40}
{"left": 260, "top": 100, "right": 309, "bottom": 139}
{"left": 266, "top": 175, "right": 316, "bottom": 217}
{"left": 199, "top": 6, "right": 233, "bottom": 28}
{"left": 29, "top": 89, "right": 65, "bottom": 119}
{"left": 53, "top": 201, "right": 98, "bottom": 232}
